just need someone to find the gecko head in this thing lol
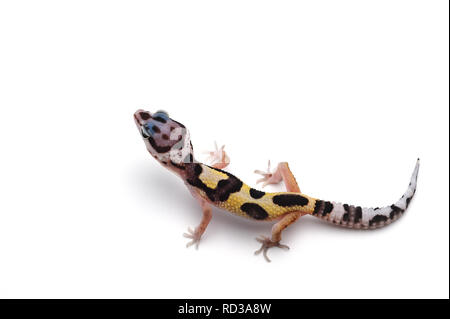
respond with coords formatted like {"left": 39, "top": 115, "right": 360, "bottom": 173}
{"left": 134, "top": 109, "right": 194, "bottom": 166}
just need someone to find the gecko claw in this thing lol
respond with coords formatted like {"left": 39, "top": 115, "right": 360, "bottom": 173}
{"left": 204, "top": 141, "right": 230, "bottom": 169}
{"left": 254, "top": 160, "right": 282, "bottom": 187}
{"left": 183, "top": 227, "right": 202, "bottom": 249}
{"left": 254, "top": 236, "right": 289, "bottom": 262}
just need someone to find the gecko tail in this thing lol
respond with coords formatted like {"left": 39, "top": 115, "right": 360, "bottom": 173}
{"left": 311, "top": 158, "right": 420, "bottom": 229}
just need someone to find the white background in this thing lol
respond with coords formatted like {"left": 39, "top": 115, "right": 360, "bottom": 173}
{"left": 0, "top": 1, "right": 448, "bottom": 299}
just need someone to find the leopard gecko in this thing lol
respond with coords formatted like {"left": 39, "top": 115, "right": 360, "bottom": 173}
{"left": 134, "top": 109, "right": 419, "bottom": 262}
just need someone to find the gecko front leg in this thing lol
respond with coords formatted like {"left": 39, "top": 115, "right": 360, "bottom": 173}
{"left": 255, "top": 161, "right": 301, "bottom": 192}
{"left": 204, "top": 141, "right": 230, "bottom": 169}
{"left": 182, "top": 144, "right": 231, "bottom": 250}
{"left": 183, "top": 191, "right": 213, "bottom": 249}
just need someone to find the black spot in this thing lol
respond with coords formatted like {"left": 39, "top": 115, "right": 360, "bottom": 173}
{"left": 369, "top": 214, "right": 388, "bottom": 226}
{"left": 342, "top": 213, "right": 349, "bottom": 222}
{"left": 389, "top": 205, "right": 404, "bottom": 219}
{"left": 313, "top": 200, "right": 333, "bottom": 217}
{"left": 139, "top": 112, "right": 150, "bottom": 120}
{"left": 186, "top": 164, "right": 243, "bottom": 202}
{"left": 148, "top": 136, "right": 171, "bottom": 153}
{"left": 342, "top": 204, "right": 350, "bottom": 222}
{"left": 162, "top": 134, "right": 169, "bottom": 140}
{"left": 217, "top": 179, "right": 232, "bottom": 201}
{"left": 194, "top": 163, "right": 203, "bottom": 175}
{"left": 249, "top": 188, "right": 265, "bottom": 199}
{"left": 241, "top": 203, "right": 269, "bottom": 220}
{"left": 217, "top": 176, "right": 243, "bottom": 202}
{"left": 153, "top": 116, "right": 167, "bottom": 123}
{"left": 313, "top": 200, "right": 324, "bottom": 215}
{"left": 273, "top": 194, "right": 309, "bottom": 207}
{"left": 406, "top": 196, "right": 412, "bottom": 208}
{"left": 153, "top": 126, "right": 161, "bottom": 133}
{"left": 354, "top": 206, "right": 362, "bottom": 223}
{"left": 323, "top": 201, "right": 333, "bottom": 216}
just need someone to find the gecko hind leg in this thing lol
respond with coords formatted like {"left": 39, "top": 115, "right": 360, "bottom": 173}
{"left": 255, "top": 211, "right": 303, "bottom": 262}
{"left": 204, "top": 141, "right": 230, "bottom": 169}
{"left": 254, "top": 161, "right": 301, "bottom": 193}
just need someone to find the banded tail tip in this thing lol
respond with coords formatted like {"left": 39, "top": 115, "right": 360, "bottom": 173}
{"left": 312, "top": 158, "right": 420, "bottom": 229}
{"left": 413, "top": 158, "right": 420, "bottom": 177}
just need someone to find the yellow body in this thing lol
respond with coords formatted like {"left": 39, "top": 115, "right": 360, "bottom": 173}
{"left": 192, "top": 164, "right": 317, "bottom": 220}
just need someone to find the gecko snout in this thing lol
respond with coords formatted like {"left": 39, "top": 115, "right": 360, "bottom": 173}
{"left": 134, "top": 109, "right": 153, "bottom": 126}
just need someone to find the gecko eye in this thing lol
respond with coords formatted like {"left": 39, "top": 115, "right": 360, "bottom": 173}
{"left": 155, "top": 110, "right": 169, "bottom": 117}
{"left": 153, "top": 110, "right": 169, "bottom": 122}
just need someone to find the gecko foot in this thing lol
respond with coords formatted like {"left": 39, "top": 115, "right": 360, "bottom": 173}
{"left": 254, "top": 160, "right": 282, "bottom": 187}
{"left": 204, "top": 141, "right": 230, "bottom": 169}
{"left": 183, "top": 227, "right": 202, "bottom": 249}
{"left": 254, "top": 236, "right": 290, "bottom": 262}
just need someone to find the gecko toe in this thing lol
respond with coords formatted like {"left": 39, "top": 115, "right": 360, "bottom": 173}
{"left": 278, "top": 244, "right": 290, "bottom": 250}
{"left": 254, "top": 160, "right": 282, "bottom": 187}
{"left": 204, "top": 141, "right": 230, "bottom": 168}
{"left": 263, "top": 248, "right": 271, "bottom": 263}
{"left": 184, "top": 227, "right": 202, "bottom": 249}
{"left": 254, "top": 236, "right": 289, "bottom": 262}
